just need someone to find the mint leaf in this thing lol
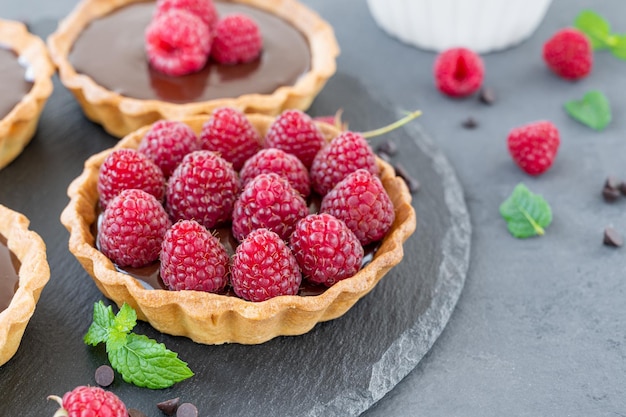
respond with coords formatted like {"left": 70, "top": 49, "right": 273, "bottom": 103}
{"left": 84, "top": 302, "right": 193, "bottom": 389}
{"left": 113, "top": 303, "right": 137, "bottom": 334}
{"left": 106, "top": 328, "right": 129, "bottom": 352}
{"left": 573, "top": 10, "right": 626, "bottom": 60}
{"left": 609, "top": 34, "right": 626, "bottom": 59}
{"left": 108, "top": 333, "right": 194, "bottom": 389}
{"left": 500, "top": 183, "right": 552, "bottom": 238}
{"left": 564, "top": 90, "right": 611, "bottom": 131}
{"left": 575, "top": 10, "right": 612, "bottom": 50}
{"left": 84, "top": 301, "right": 116, "bottom": 346}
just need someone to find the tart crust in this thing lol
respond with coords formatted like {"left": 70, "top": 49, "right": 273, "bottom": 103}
{"left": 0, "top": 20, "right": 54, "bottom": 170}
{"left": 61, "top": 114, "right": 416, "bottom": 344}
{"left": 47, "top": 0, "right": 340, "bottom": 138}
{"left": 0, "top": 205, "right": 50, "bottom": 366}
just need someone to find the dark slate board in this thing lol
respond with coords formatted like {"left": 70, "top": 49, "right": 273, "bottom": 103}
{"left": 0, "top": 63, "right": 470, "bottom": 414}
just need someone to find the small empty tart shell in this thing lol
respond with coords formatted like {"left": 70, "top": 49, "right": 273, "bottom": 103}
{"left": 61, "top": 114, "right": 416, "bottom": 344}
{"left": 47, "top": 0, "right": 340, "bottom": 138}
{"left": 0, "top": 205, "right": 50, "bottom": 366}
{"left": 0, "top": 20, "right": 54, "bottom": 170}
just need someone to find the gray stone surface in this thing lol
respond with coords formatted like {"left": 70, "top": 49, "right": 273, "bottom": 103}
{"left": 0, "top": 4, "right": 470, "bottom": 416}
{"left": 0, "top": 69, "right": 469, "bottom": 416}
{"left": 1, "top": 0, "right": 625, "bottom": 415}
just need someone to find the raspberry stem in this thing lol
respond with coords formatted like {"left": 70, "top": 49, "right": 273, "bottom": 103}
{"left": 361, "top": 110, "right": 422, "bottom": 139}
{"left": 333, "top": 108, "right": 346, "bottom": 130}
{"left": 47, "top": 395, "right": 68, "bottom": 417}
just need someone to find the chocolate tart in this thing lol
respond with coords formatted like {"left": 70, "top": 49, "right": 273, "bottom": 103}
{"left": 60, "top": 114, "right": 417, "bottom": 345}
{"left": 47, "top": 0, "right": 340, "bottom": 138}
{"left": 0, "top": 19, "right": 54, "bottom": 170}
{"left": 0, "top": 205, "right": 50, "bottom": 366}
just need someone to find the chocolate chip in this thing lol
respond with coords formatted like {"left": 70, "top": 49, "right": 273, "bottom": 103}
{"left": 602, "top": 176, "right": 623, "bottom": 202}
{"left": 479, "top": 87, "right": 496, "bottom": 105}
{"left": 394, "top": 163, "right": 420, "bottom": 193}
{"left": 376, "top": 140, "right": 397, "bottom": 156}
{"left": 157, "top": 397, "right": 180, "bottom": 416}
{"left": 128, "top": 409, "right": 148, "bottom": 417}
{"left": 603, "top": 227, "right": 623, "bottom": 247}
{"left": 176, "top": 403, "right": 198, "bottom": 417}
{"left": 602, "top": 186, "right": 622, "bottom": 202}
{"left": 94, "top": 365, "right": 114, "bottom": 387}
{"left": 605, "top": 175, "right": 623, "bottom": 190}
{"left": 462, "top": 117, "right": 478, "bottom": 129}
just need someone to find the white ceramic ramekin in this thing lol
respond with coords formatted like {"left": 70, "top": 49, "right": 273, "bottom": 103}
{"left": 366, "top": 0, "right": 552, "bottom": 53}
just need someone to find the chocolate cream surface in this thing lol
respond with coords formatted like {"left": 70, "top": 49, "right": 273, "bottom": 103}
{"left": 0, "top": 233, "right": 21, "bottom": 313}
{"left": 0, "top": 47, "right": 33, "bottom": 120}
{"left": 69, "top": 2, "right": 311, "bottom": 103}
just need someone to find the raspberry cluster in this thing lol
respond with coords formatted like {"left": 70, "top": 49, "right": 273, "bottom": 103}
{"left": 145, "top": 0, "right": 263, "bottom": 76}
{"left": 96, "top": 108, "right": 397, "bottom": 302}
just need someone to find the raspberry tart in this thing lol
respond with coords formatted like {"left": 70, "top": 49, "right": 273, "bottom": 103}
{"left": 0, "top": 204, "right": 50, "bottom": 366}
{"left": 0, "top": 19, "right": 54, "bottom": 170}
{"left": 47, "top": 0, "right": 340, "bottom": 137}
{"left": 61, "top": 112, "right": 416, "bottom": 344}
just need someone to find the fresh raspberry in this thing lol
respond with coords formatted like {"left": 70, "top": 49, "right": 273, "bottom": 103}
{"left": 166, "top": 150, "right": 240, "bottom": 229}
{"left": 231, "top": 228, "right": 301, "bottom": 302}
{"left": 145, "top": 9, "right": 211, "bottom": 76}
{"left": 98, "top": 189, "right": 171, "bottom": 268}
{"left": 211, "top": 14, "right": 263, "bottom": 65}
{"left": 542, "top": 28, "right": 592, "bottom": 80}
{"left": 200, "top": 107, "right": 262, "bottom": 171}
{"left": 320, "top": 169, "right": 395, "bottom": 246}
{"left": 239, "top": 148, "right": 311, "bottom": 197}
{"left": 264, "top": 109, "right": 326, "bottom": 168}
{"left": 98, "top": 148, "right": 166, "bottom": 209}
{"left": 232, "top": 173, "right": 308, "bottom": 242}
{"left": 434, "top": 47, "right": 484, "bottom": 97}
{"left": 160, "top": 220, "right": 229, "bottom": 293}
{"left": 507, "top": 121, "right": 560, "bottom": 176}
{"left": 310, "top": 131, "right": 379, "bottom": 196}
{"left": 137, "top": 120, "right": 202, "bottom": 178}
{"left": 49, "top": 386, "right": 127, "bottom": 417}
{"left": 290, "top": 213, "right": 364, "bottom": 287}
{"left": 154, "top": 0, "right": 219, "bottom": 30}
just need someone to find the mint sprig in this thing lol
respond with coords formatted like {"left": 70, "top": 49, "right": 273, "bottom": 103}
{"left": 564, "top": 90, "right": 611, "bottom": 131}
{"left": 575, "top": 10, "right": 612, "bottom": 50}
{"left": 500, "top": 183, "right": 552, "bottom": 238}
{"left": 610, "top": 34, "right": 626, "bottom": 59}
{"left": 574, "top": 10, "right": 626, "bottom": 60}
{"left": 85, "top": 302, "right": 194, "bottom": 389}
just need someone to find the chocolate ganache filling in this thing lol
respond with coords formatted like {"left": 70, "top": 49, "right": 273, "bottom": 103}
{"left": 69, "top": 2, "right": 311, "bottom": 103}
{"left": 0, "top": 233, "right": 21, "bottom": 313}
{"left": 0, "top": 47, "right": 33, "bottom": 120}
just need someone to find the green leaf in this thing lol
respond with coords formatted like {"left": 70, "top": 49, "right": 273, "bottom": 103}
{"left": 500, "top": 183, "right": 552, "bottom": 239}
{"left": 609, "top": 34, "right": 626, "bottom": 60}
{"left": 84, "top": 302, "right": 194, "bottom": 389}
{"left": 84, "top": 301, "right": 115, "bottom": 346}
{"left": 108, "top": 333, "right": 194, "bottom": 389}
{"left": 106, "top": 328, "right": 129, "bottom": 352}
{"left": 564, "top": 90, "right": 611, "bottom": 131}
{"left": 574, "top": 10, "right": 612, "bottom": 50}
{"left": 113, "top": 303, "right": 137, "bottom": 334}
